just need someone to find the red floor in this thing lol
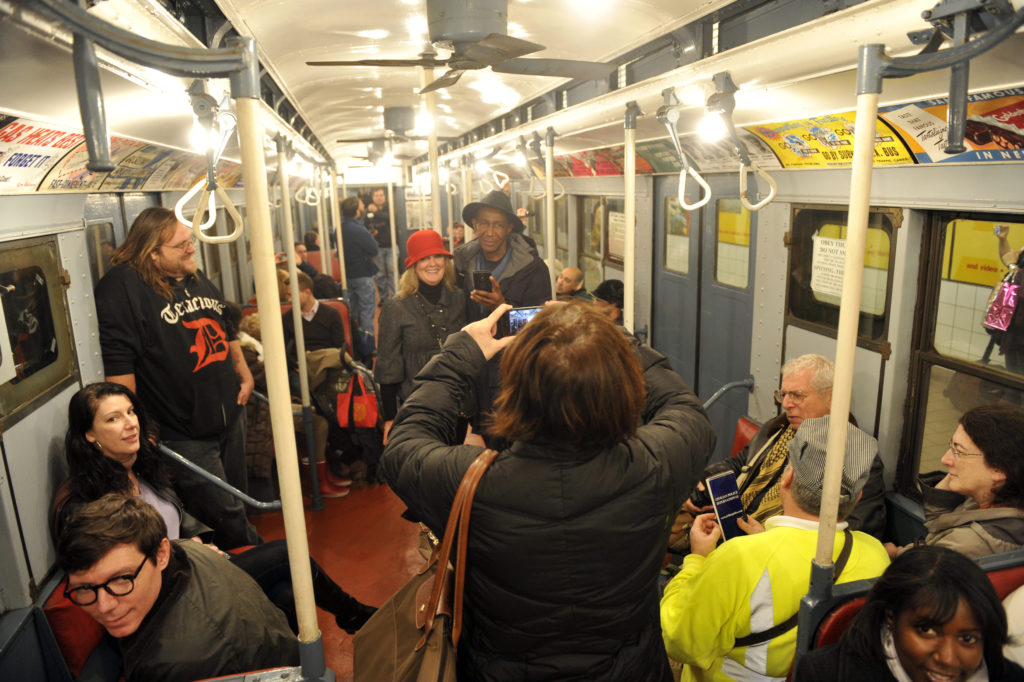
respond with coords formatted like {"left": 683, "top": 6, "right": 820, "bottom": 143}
{"left": 250, "top": 482, "right": 423, "bottom": 681}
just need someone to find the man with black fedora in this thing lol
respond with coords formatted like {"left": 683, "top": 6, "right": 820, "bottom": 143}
{"left": 455, "top": 189, "right": 550, "bottom": 320}
{"left": 455, "top": 189, "right": 551, "bottom": 441}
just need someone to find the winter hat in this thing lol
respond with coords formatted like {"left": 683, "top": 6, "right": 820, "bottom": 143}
{"left": 405, "top": 229, "right": 453, "bottom": 268}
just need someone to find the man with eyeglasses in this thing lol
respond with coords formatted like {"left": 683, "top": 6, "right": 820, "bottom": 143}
{"left": 677, "top": 354, "right": 886, "bottom": 539}
{"left": 454, "top": 190, "right": 551, "bottom": 442}
{"left": 59, "top": 494, "right": 296, "bottom": 682}
{"left": 94, "top": 207, "right": 261, "bottom": 549}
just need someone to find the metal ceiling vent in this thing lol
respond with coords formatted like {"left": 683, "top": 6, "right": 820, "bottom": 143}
{"left": 383, "top": 107, "right": 415, "bottom": 135}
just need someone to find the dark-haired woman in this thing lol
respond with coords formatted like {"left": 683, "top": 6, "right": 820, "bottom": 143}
{"left": 53, "top": 381, "right": 375, "bottom": 634}
{"left": 381, "top": 303, "right": 715, "bottom": 682}
{"left": 797, "top": 545, "right": 1024, "bottom": 681}
{"left": 375, "top": 229, "right": 470, "bottom": 444}
{"left": 886, "top": 404, "right": 1024, "bottom": 560}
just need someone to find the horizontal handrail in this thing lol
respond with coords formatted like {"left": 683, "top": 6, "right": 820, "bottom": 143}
{"left": 702, "top": 375, "right": 755, "bottom": 410}
{"left": 158, "top": 443, "right": 281, "bottom": 511}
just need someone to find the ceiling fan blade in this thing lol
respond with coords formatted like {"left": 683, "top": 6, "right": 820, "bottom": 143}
{"left": 307, "top": 57, "right": 447, "bottom": 68}
{"left": 492, "top": 58, "right": 617, "bottom": 80}
{"left": 461, "top": 33, "right": 544, "bottom": 65}
{"left": 419, "top": 69, "right": 465, "bottom": 94}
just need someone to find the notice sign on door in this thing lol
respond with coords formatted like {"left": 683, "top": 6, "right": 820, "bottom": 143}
{"left": 811, "top": 235, "right": 846, "bottom": 299}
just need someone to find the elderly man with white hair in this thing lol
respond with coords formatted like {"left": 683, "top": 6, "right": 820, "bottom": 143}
{"left": 681, "top": 354, "right": 887, "bottom": 538}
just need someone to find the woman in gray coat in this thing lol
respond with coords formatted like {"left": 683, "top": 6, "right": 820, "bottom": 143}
{"left": 887, "top": 403, "right": 1024, "bottom": 559}
{"left": 375, "top": 229, "right": 470, "bottom": 444}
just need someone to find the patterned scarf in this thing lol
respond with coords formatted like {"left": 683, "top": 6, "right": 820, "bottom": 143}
{"left": 741, "top": 426, "right": 795, "bottom": 524}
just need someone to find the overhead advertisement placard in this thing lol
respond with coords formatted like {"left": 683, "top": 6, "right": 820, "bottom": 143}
{"left": 879, "top": 88, "right": 1024, "bottom": 163}
{"left": 748, "top": 112, "right": 913, "bottom": 168}
{"left": 0, "top": 119, "right": 86, "bottom": 193}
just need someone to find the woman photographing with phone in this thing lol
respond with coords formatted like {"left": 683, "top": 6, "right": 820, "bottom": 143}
{"left": 375, "top": 229, "right": 470, "bottom": 444}
{"left": 381, "top": 302, "right": 715, "bottom": 681}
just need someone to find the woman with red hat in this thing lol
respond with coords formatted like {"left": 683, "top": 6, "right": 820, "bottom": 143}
{"left": 375, "top": 229, "right": 472, "bottom": 444}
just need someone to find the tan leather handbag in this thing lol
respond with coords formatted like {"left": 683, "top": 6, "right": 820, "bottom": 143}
{"left": 353, "top": 449, "right": 497, "bottom": 681}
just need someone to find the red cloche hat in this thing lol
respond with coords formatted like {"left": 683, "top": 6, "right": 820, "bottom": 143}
{"left": 405, "top": 229, "right": 453, "bottom": 268}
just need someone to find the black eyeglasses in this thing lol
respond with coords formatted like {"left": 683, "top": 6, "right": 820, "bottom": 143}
{"left": 64, "top": 555, "right": 149, "bottom": 606}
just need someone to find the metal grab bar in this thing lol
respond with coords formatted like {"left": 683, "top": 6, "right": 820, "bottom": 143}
{"left": 679, "top": 166, "right": 712, "bottom": 211}
{"left": 294, "top": 184, "right": 321, "bottom": 206}
{"left": 739, "top": 161, "right": 778, "bottom": 212}
{"left": 702, "top": 375, "right": 755, "bottom": 410}
{"left": 175, "top": 177, "right": 246, "bottom": 243}
{"left": 158, "top": 444, "right": 282, "bottom": 511}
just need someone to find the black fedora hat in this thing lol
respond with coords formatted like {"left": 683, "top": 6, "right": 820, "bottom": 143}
{"left": 462, "top": 190, "right": 525, "bottom": 233}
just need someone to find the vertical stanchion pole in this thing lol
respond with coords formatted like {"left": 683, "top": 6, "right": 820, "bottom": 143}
{"left": 231, "top": 53, "right": 321, "bottom": 654}
{"left": 817, "top": 73, "right": 880, "bottom": 568}
{"left": 623, "top": 103, "right": 640, "bottom": 331}
{"left": 315, "top": 169, "right": 332, "bottom": 279}
{"left": 544, "top": 128, "right": 556, "bottom": 295}
{"left": 277, "top": 140, "right": 323, "bottom": 511}
{"left": 462, "top": 159, "right": 474, "bottom": 240}
{"left": 329, "top": 167, "right": 345, "bottom": 288}
{"left": 387, "top": 178, "right": 400, "bottom": 280}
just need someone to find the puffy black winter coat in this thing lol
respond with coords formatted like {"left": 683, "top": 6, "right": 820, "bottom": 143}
{"left": 381, "top": 332, "right": 715, "bottom": 681}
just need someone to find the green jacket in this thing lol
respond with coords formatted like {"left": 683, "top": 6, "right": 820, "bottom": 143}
{"left": 119, "top": 541, "right": 298, "bottom": 682}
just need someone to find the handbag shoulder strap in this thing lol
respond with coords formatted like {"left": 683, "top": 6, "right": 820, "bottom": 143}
{"left": 418, "top": 448, "right": 498, "bottom": 649}
{"left": 733, "top": 529, "right": 853, "bottom": 648}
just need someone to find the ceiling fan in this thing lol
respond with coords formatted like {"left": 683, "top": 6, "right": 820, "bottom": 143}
{"left": 307, "top": 0, "right": 616, "bottom": 93}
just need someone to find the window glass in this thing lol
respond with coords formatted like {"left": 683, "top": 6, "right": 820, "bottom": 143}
{"left": 916, "top": 364, "right": 1024, "bottom": 475}
{"left": 606, "top": 198, "right": 626, "bottom": 266}
{"left": 934, "top": 218, "right": 1024, "bottom": 371}
{"left": 85, "top": 221, "right": 116, "bottom": 287}
{"left": 0, "top": 238, "right": 77, "bottom": 426}
{"left": 715, "top": 199, "right": 749, "bottom": 288}
{"left": 580, "top": 197, "right": 604, "bottom": 291}
{"left": 2, "top": 266, "right": 58, "bottom": 382}
{"left": 787, "top": 207, "right": 894, "bottom": 340}
{"left": 664, "top": 197, "right": 690, "bottom": 275}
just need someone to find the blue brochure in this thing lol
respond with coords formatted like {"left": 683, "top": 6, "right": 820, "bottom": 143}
{"left": 706, "top": 471, "right": 747, "bottom": 541}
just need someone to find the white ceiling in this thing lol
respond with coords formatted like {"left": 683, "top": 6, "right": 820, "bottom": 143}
{"left": 213, "top": 0, "right": 735, "bottom": 165}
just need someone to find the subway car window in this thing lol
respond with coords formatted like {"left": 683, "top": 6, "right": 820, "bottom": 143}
{"left": 0, "top": 238, "right": 77, "bottom": 427}
{"left": 84, "top": 221, "right": 116, "bottom": 287}
{"left": 605, "top": 198, "right": 625, "bottom": 266}
{"left": 787, "top": 206, "right": 895, "bottom": 341}
{"left": 664, "top": 197, "right": 690, "bottom": 275}
{"left": 903, "top": 213, "right": 1024, "bottom": 490}
{"left": 579, "top": 196, "right": 605, "bottom": 290}
{"left": 916, "top": 365, "right": 1024, "bottom": 476}
{"left": 934, "top": 217, "right": 1024, "bottom": 369}
{"left": 714, "top": 199, "right": 750, "bottom": 289}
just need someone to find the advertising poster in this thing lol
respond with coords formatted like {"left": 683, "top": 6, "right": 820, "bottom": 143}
{"left": 100, "top": 145, "right": 177, "bottom": 191}
{"left": 680, "top": 130, "right": 783, "bottom": 172}
{"left": 0, "top": 118, "right": 87, "bottom": 193}
{"left": 749, "top": 112, "right": 913, "bottom": 168}
{"left": 40, "top": 135, "right": 144, "bottom": 192}
{"left": 945, "top": 219, "right": 1013, "bottom": 287}
{"left": 879, "top": 89, "right": 1024, "bottom": 163}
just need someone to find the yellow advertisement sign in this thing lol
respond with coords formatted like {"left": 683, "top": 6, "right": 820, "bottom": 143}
{"left": 748, "top": 112, "right": 914, "bottom": 169}
{"left": 946, "top": 219, "right": 1024, "bottom": 287}
{"left": 718, "top": 199, "right": 750, "bottom": 246}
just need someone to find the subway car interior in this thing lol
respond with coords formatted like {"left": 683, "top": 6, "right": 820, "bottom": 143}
{"left": 1, "top": 0, "right": 1024, "bottom": 679}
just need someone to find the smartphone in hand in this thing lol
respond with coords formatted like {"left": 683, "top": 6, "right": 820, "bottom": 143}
{"left": 507, "top": 306, "right": 543, "bottom": 334}
{"left": 472, "top": 271, "right": 493, "bottom": 292}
